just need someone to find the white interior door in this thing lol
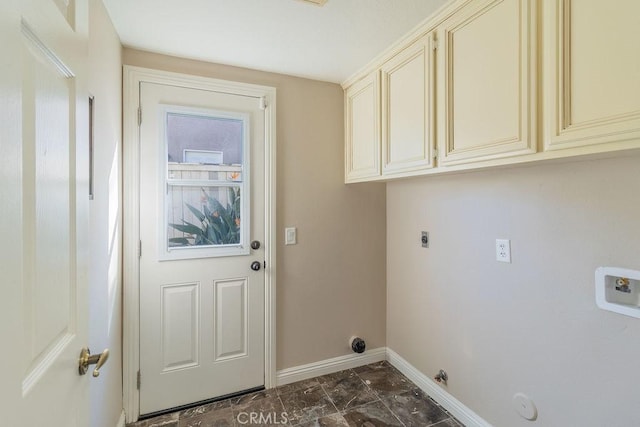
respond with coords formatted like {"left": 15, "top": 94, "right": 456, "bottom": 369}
{"left": 139, "top": 82, "right": 266, "bottom": 415}
{"left": 0, "top": 0, "right": 91, "bottom": 426}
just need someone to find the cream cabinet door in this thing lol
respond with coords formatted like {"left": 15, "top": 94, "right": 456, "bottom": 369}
{"left": 543, "top": 0, "right": 640, "bottom": 150}
{"left": 437, "top": 0, "right": 537, "bottom": 165}
{"left": 381, "top": 33, "right": 435, "bottom": 176}
{"left": 345, "top": 71, "right": 381, "bottom": 182}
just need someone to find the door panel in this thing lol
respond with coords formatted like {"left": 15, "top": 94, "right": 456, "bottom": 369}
{"left": 214, "top": 278, "right": 248, "bottom": 360}
{"left": 139, "top": 82, "right": 265, "bottom": 415}
{"left": 161, "top": 283, "right": 199, "bottom": 371}
{"left": 23, "top": 34, "right": 74, "bottom": 371}
{"left": 1, "top": 0, "right": 89, "bottom": 425}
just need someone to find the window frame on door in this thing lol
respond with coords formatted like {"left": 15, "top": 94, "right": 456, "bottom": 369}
{"left": 158, "top": 104, "right": 251, "bottom": 261}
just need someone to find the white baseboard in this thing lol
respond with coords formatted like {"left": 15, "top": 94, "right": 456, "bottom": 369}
{"left": 276, "top": 347, "right": 386, "bottom": 386}
{"left": 386, "top": 348, "right": 493, "bottom": 427}
{"left": 116, "top": 410, "right": 126, "bottom": 427}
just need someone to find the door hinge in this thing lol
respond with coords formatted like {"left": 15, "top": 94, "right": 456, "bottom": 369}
{"left": 259, "top": 96, "right": 267, "bottom": 110}
{"left": 138, "top": 107, "right": 142, "bottom": 126}
{"left": 137, "top": 371, "right": 141, "bottom": 390}
{"left": 138, "top": 240, "right": 142, "bottom": 258}
{"left": 432, "top": 39, "right": 439, "bottom": 51}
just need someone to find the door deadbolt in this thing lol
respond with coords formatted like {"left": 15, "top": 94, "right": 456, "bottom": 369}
{"left": 250, "top": 240, "right": 261, "bottom": 250}
{"left": 251, "top": 261, "right": 261, "bottom": 271}
{"left": 79, "top": 347, "right": 109, "bottom": 377}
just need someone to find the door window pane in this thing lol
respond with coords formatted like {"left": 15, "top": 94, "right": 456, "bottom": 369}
{"left": 161, "top": 108, "right": 249, "bottom": 259}
{"left": 167, "top": 112, "right": 242, "bottom": 166}
{"left": 167, "top": 185, "right": 241, "bottom": 248}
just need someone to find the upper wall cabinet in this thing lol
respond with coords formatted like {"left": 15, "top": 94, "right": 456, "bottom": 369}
{"left": 381, "top": 34, "right": 435, "bottom": 175}
{"left": 543, "top": 0, "right": 640, "bottom": 150}
{"left": 345, "top": 71, "right": 380, "bottom": 183}
{"left": 343, "top": 0, "right": 640, "bottom": 183}
{"left": 437, "top": 0, "right": 537, "bottom": 165}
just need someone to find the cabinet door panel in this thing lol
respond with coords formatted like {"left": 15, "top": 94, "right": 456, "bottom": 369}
{"left": 381, "top": 34, "right": 435, "bottom": 175}
{"left": 345, "top": 72, "right": 380, "bottom": 182}
{"left": 544, "top": 0, "right": 640, "bottom": 150}
{"left": 439, "top": 0, "right": 537, "bottom": 165}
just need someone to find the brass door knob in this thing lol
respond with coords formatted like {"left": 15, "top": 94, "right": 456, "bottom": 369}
{"left": 79, "top": 348, "right": 110, "bottom": 377}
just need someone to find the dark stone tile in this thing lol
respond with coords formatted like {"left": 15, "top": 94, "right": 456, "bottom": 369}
{"left": 321, "top": 375, "right": 377, "bottom": 412}
{"left": 230, "top": 389, "right": 277, "bottom": 406}
{"left": 128, "top": 413, "right": 179, "bottom": 427}
{"left": 352, "top": 361, "right": 391, "bottom": 374}
{"left": 231, "top": 394, "right": 289, "bottom": 426}
{"left": 276, "top": 378, "right": 321, "bottom": 397}
{"left": 232, "top": 393, "right": 286, "bottom": 415}
{"left": 294, "top": 413, "right": 350, "bottom": 427}
{"left": 315, "top": 370, "right": 354, "bottom": 388}
{"left": 279, "top": 383, "right": 337, "bottom": 424}
{"left": 356, "top": 366, "right": 413, "bottom": 399}
{"left": 383, "top": 389, "right": 449, "bottom": 426}
{"left": 342, "top": 400, "right": 403, "bottom": 427}
{"left": 432, "top": 418, "right": 464, "bottom": 427}
{"left": 178, "top": 407, "right": 236, "bottom": 427}
{"left": 131, "top": 362, "right": 455, "bottom": 427}
{"left": 180, "top": 400, "right": 232, "bottom": 419}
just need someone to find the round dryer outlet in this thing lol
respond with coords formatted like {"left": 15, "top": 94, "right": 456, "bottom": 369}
{"left": 512, "top": 392, "right": 537, "bottom": 421}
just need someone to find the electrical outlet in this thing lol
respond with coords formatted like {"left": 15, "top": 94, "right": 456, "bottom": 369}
{"left": 496, "top": 239, "right": 511, "bottom": 263}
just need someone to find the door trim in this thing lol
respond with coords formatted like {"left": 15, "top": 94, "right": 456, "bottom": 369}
{"left": 122, "top": 65, "right": 277, "bottom": 423}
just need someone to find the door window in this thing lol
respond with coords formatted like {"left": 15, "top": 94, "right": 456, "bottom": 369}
{"left": 161, "top": 107, "right": 250, "bottom": 260}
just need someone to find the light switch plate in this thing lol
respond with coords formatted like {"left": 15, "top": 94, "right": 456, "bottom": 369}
{"left": 285, "top": 227, "right": 297, "bottom": 245}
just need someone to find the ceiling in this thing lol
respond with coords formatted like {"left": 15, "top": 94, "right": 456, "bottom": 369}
{"left": 101, "top": 0, "right": 450, "bottom": 83}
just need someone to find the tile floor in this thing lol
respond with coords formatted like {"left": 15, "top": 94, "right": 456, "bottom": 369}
{"left": 129, "top": 361, "right": 464, "bottom": 427}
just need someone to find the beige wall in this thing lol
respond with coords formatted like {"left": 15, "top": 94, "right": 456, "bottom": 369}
{"left": 387, "top": 154, "right": 640, "bottom": 426}
{"left": 123, "top": 48, "right": 387, "bottom": 370}
{"left": 88, "top": 1, "right": 123, "bottom": 426}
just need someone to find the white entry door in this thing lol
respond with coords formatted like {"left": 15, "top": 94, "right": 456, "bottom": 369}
{"left": 0, "top": 0, "right": 91, "bottom": 426}
{"left": 139, "top": 81, "right": 266, "bottom": 415}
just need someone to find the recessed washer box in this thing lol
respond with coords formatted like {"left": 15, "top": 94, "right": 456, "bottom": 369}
{"left": 595, "top": 267, "right": 640, "bottom": 318}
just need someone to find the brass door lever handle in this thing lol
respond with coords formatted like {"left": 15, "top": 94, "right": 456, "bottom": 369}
{"left": 79, "top": 348, "right": 110, "bottom": 377}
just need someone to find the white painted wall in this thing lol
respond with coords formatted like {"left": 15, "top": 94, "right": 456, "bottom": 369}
{"left": 88, "top": 1, "right": 123, "bottom": 425}
{"left": 387, "top": 154, "right": 640, "bottom": 426}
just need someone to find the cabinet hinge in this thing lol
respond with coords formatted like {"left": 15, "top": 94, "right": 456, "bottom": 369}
{"left": 138, "top": 240, "right": 142, "bottom": 258}
{"left": 432, "top": 39, "right": 439, "bottom": 51}
{"left": 138, "top": 107, "right": 142, "bottom": 126}
{"left": 137, "top": 371, "right": 141, "bottom": 390}
{"left": 263, "top": 260, "right": 267, "bottom": 269}
{"left": 433, "top": 149, "right": 439, "bottom": 159}
{"left": 259, "top": 96, "right": 267, "bottom": 110}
